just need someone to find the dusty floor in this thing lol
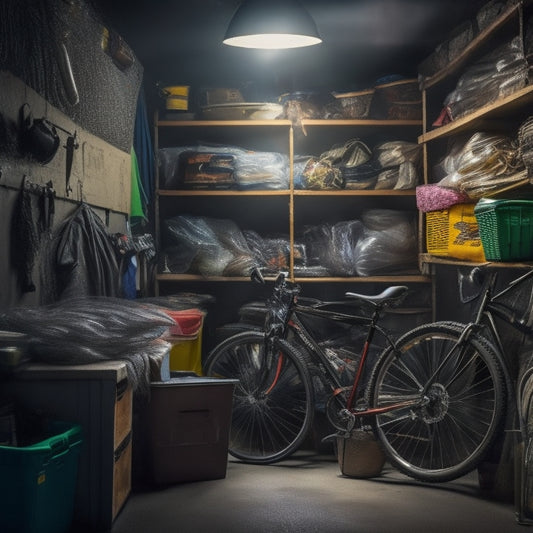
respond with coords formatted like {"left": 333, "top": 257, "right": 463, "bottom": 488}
{"left": 109, "top": 450, "right": 528, "bottom": 533}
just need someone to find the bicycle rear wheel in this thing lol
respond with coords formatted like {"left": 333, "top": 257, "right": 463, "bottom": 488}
{"left": 368, "top": 321, "right": 506, "bottom": 483}
{"left": 204, "top": 331, "right": 314, "bottom": 464}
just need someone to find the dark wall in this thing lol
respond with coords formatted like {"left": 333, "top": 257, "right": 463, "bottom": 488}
{"left": 0, "top": 0, "right": 141, "bottom": 310}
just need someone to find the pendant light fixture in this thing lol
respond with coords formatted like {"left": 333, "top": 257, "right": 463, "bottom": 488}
{"left": 223, "top": 0, "right": 322, "bottom": 49}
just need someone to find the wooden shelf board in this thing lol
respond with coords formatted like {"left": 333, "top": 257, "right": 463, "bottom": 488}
{"left": 156, "top": 119, "right": 422, "bottom": 128}
{"left": 156, "top": 119, "right": 292, "bottom": 127}
{"left": 157, "top": 274, "right": 430, "bottom": 283}
{"left": 419, "top": 253, "right": 533, "bottom": 269}
{"left": 293, "top": 189, "right": 416, "bottom": 197}
{"left": 421, "top": 2, "right": 522, "bottom": 90}
{"left": 301, "top": 119, "right": 422, "bottom": 127}
{"left": 418, "top": 84, "right": 533, "bottom": 143}
{"left": 157, "top": 189, "right": 291, "bottom": 197}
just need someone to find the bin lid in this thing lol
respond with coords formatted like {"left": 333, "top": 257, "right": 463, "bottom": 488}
{"left": 150, "top": 376, "right": 238, "bottom": 387}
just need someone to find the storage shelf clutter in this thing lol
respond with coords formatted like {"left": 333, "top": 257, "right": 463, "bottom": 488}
{"left": 417, "top": 0, "right": 533, "bottom": 270}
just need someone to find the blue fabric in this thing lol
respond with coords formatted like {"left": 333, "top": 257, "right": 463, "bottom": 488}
{"left": 122, "top": 255, "right": 137, "bottom": 299}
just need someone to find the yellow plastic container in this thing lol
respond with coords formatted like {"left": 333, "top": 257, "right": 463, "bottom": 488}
{"left": 426, "top": 203, "right": 486, "bottom": 262}
{"left": 169, "top": 330, "right": 203, "bottom": 376}
{"left": 162, "top": 85, "right": 189, "bottom": 111}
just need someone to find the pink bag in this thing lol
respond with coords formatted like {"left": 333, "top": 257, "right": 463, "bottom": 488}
{"left": 416, "top": 184, "right": 470, "bottom": 212}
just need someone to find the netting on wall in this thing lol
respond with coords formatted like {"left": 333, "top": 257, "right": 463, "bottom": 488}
{"left": 0, "top": 0, "right": 143, "bottom": 153}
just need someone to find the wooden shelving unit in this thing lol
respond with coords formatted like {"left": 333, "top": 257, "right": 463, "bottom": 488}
{"left": 418, "top": 0, "right": 533, "bottom": 271}
{"left": 154, "top": 113, "right": 427, "bottom": 288}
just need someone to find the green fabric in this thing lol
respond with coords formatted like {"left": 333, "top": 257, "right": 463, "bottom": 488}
{"left": 130, "top": 147, "right": 145, "bottom": 221}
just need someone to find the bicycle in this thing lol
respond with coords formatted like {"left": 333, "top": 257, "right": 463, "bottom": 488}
{"left": 204, "top": 266, "right": 515, "bottom": 483}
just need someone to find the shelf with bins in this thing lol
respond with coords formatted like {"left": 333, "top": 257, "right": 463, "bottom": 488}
{"left": 154, "top": 113, "right": 428, "bottom": 288}
{"left": 417, "top": 0, "right": 533, "bottom": 270}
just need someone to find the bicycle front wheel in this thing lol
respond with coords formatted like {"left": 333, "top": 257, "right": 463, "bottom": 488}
{"left": 204, "top": 331, "right": 314, "bottom": 464}
{"left": 368, "top": 321, "right": 506, "bottom": 483}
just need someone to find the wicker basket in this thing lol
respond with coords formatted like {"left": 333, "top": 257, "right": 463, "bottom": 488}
{"left": 474, "top": 198, "right": 533, "bottom": 261}
{"left": 426, "top": 203, "right": 486, "bottom": 262}
{"left": 333, "top": 89, "right": 374, "bottom": 119}
{"left": 336, "top": 431, "right": 386, "bottom": 478}
{"left": 386, "top": 101, "right": 422, "bottom": 120}
{"left": 374, "top": 78, "right": 421, "bottom": 103}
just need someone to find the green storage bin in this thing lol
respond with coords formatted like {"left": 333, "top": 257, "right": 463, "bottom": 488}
{"left": 474, "top": 198, "right": 533, "bottom": 261}
{"left": 0, "top": 421, "right": 83, "bottom": 533}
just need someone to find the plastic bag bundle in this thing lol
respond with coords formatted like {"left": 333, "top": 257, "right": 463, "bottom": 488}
{"left": 235, "top": 150, "right": 289, "bottom": 190}
{"left": 355, "top": 210, "right": 418, "bottom": 276}
{"left": 302, "top": 220, "right": 365, "bottom": 276}
{"left": 158, "top": 147, "right": 194, "bottom": 189}
{"left": 243, "top": 230, "right": 291, "bottom": 273}
{"left": 320, "top": 139, "right": 371, "bottom": 168}
{"left": 374, "top": 141, "right": 421, "bottom": 190}
{"left": 158, "top": 145, "right": 289, "bottom": 190}
{"left": 301, "top": 157, "right": 344, "bottom": 189}
{"left": 293, "top": 155, "right": 313, "bottom": 189}
{"left": 163, "top": 215, "right": 259, "bottom": 277}
{"left": 343, "top": 160, "right": 381, "bottom": 190}
{"left": 439, "top": 132, "right": 527, "bottom": 198}
{"left": 443, "top": 37, "right": 528, "bottom": 121}
{"left": 518, "top": 115, "right": 533, "bottom": 172}
{"left": 180, "top": 151, "right": 236, "bottom": 189}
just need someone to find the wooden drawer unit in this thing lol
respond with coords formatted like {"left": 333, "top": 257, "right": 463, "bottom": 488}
{"left": 4, "top": 361, "right": 132, "bottom": 531}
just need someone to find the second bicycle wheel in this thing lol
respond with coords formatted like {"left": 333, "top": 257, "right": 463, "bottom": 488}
{"left": 368, "top": 321, "right": 506, "bottom": 483}
{"left": 204, "top": 331, "right": 314, "bottom": 464}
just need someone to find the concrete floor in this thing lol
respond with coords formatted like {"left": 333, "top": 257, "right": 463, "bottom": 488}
{"left": 110, "top": 450, "right": 528, "bottom": 533}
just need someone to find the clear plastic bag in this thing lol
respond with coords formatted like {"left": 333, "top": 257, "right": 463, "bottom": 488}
{"left": 444, "top": 37, "right": 528, "bottom": 120}
{"left": 439, "top": 132, "right": 526, "bottom": 198}
{"left": 163, "top": 215, "right": 259, "bottom": 277}
{"left": 355, "top": 210, "right": 418, "bottom": 276}
{"left": 373, "top": 141, "right": 421, "bottom": 190}
{"left": 159, "top": 144, "right": 289, "bottom": 190}
{"left": 302, "top": 220, "right": 365, "bottom": 276}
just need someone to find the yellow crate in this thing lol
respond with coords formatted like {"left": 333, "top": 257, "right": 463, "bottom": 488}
{"left": 426, "top": 203, "right": 486, "bottom": 262}
{"left": 169, "top": 329, "right": 203, "bottom": 376}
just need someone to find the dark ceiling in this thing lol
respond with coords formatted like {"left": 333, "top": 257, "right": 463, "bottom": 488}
{"left": 91, "top": 0, "right": 488, "bottom": 98}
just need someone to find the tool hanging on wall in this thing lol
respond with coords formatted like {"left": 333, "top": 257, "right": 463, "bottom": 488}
{"left": 63, "top": 130, "right": 78, "bottom": 196}
{"left": 18, "top": 103, "right": 79, "bottom": 194}
{"left": 10, "top": 176, "right": 56, "bottom": 294}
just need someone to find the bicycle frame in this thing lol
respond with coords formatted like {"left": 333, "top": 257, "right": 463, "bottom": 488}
{"left": 261, "top": 272, "right": 421, "bottom": 421}
{"left": 468, "top": 267, "right": 533, "bottom": 398}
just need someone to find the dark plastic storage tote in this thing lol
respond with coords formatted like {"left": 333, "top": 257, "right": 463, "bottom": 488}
{"left": 144, "top": 375, "right": 238, "bottom": 485}
{"left": 0, "top": 421, "right": 83, "bottom": 533}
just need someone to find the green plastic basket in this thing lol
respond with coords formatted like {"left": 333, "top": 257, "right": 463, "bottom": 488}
{"left": 0, "top": 421, "right": 83, "bottom": 533}
{"left": 474, "top": 198, "right": 533, "bottom": 261}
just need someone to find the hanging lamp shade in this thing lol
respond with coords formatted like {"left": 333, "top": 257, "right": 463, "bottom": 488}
{"left": 223, "top": 0, "right": 322, "bottom": 49}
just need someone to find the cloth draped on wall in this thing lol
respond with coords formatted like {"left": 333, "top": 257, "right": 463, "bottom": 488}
{"left": 51, "top": 202, "right": 120, "bottom": 300}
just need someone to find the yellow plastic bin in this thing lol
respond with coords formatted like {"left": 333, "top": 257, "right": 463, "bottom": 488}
{"left": 165, "top": 309, "right": 205, "bottom": 375}
{"left": 169, "top": 332, "right": 203, "bottom": 375}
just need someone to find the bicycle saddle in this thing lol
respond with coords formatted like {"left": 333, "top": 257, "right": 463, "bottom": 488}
{"left": 345, "top": 285, "right": 408, "bottom": 306}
